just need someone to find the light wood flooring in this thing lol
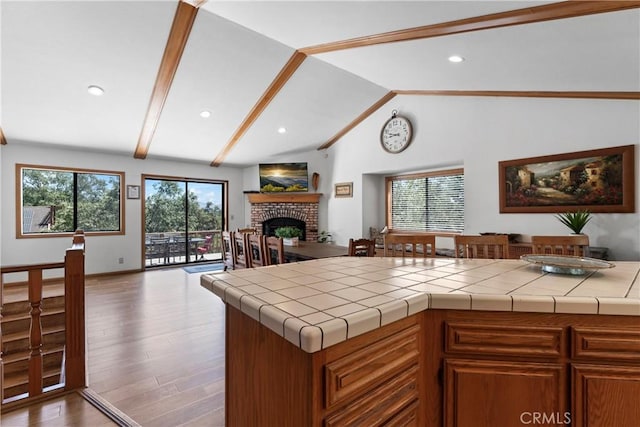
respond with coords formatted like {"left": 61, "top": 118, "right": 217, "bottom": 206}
{"left": 2, "top": 267, "right": 226, "bottom": 426}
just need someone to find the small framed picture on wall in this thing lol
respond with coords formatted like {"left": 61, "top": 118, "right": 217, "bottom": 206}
{"left": 127, "top": 185, "right": 140, "bottom": 200}
{"left": 334, "top": 182, "right": 353, "bottom": 198}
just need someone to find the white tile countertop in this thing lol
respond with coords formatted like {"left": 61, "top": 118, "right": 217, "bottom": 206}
{"left": 200, "top": 257, "right": 640, "bottom": 353}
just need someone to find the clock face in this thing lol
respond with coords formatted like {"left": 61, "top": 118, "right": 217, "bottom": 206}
{"left": 380, "top": 115, "right": 413, "bottom": 153}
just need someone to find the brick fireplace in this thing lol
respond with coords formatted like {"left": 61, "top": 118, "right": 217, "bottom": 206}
{"left": 247, "top": 193, "right": 321, "bottom": 242}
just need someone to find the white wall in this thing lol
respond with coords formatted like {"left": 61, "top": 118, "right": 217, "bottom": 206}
{"left": 326, "top": 95, "right": 640, "bottom": 260}
{"left": 1, "top": 143, "right": 245, "bottom": 275}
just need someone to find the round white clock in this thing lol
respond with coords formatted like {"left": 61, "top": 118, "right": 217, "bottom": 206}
{"left": 380, "top": 111, "right": 413, "bottom": 154}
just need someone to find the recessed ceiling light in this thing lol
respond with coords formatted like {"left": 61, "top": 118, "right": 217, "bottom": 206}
{"left": 277, "top": 127, "right": 287, "bottom": 134}
{"left": 448, "top": 55, "right": 465, "bottom": 63}
{"left": 200, "top": 110, "right": 211, "bottom": 118}
{"left": 87, "top": 85, "right": 104, "bottom": 96}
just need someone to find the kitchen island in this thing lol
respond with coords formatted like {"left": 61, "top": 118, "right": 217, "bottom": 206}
{"left": 201, "top": 257, "right": 640, "bottom": 426}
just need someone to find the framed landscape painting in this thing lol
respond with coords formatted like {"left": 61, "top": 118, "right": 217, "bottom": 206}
{"left": 499, "top": 145, "right": 635, "bottom": 213}
{"left": 259, "top": 163, "right": 308, "bottom": 193}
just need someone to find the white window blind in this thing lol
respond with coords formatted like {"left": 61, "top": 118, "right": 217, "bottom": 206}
{"left": 389, "top": 170, "right": 464, "bottom": 233}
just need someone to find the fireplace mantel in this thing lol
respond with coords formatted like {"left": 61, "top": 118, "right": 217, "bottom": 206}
{"left": 247, "top": 193, "right": 322, "bottom": 204}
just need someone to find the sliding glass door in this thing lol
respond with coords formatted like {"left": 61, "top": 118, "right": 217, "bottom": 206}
{"left": 144, "top": 176, "right": 225, "bottom": 268}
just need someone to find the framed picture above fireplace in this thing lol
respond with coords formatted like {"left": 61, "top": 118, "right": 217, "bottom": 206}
{"left": 259, "top": 163, "right": 309, "bottom": 193}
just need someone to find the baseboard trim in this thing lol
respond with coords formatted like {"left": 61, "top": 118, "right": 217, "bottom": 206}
{"left": 79, "top": 388, "right": 141, "bottom": 427}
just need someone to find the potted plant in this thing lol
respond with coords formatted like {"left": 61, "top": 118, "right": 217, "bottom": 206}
{"left": 555, "top": 210, "right": 592, "bottom": 234}
{"left": 317, "top": 230, "right": 332, "bottom": 243}
{"left": 275, "top": 226, "right": 303, "bottom": 246}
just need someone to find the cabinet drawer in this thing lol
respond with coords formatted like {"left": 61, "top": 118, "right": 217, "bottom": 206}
{"left": 325, "top": 324, "right": 419, "bottom": 408}
{"left": 445, "top": 322, "right": 564, "bottom": 357}
{"left": 384, "top": 398, "right": 420, "bottom": 427}
{"left": 572, "top": 327, "right": 640, "bottom": 361}
{"left": 324, "top": 366, "right": 419, "bottom": 427}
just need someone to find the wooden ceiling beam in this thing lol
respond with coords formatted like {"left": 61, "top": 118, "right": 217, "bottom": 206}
{"left": 318, "top": 92, "right": 396, "bottom": 150}
{"left": 133, "top": 1, "right": 199, "bottom": 159}
{"left": 394, "top": 90, "right": 640, "bottom": 100}
{"left": 317, "top": 88, "right": 638, "bottom": 150}
{"left": 211, "top": 51, "right": 308, "bottom": 167}
{"left": 300, "top": 1, "right": 640, "bottom": 55}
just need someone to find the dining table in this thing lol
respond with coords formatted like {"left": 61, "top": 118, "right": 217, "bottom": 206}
{"left": 283, "top": 241, "right": 348, "bottom": 261}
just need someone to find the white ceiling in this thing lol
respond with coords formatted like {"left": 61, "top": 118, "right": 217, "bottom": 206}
{"left": 2, "top": 1, "right": 639, "bottom": 167}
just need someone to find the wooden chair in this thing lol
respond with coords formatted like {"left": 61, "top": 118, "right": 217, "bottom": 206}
{"left": 454, "top": 234, "right": 510, "bottom": 259}
{"left": 348, "top": 238, "right": 376, "bottom": 257}
{"left": 247, "top": 234, "right": 267, "bottom": 268}
{"left": 383, "top": 233, "right": 436, "bottom": 258}
{"left": 531, "top": 235, "right": 590, "bottom": 257}
{"left": 221, "top": 231, "right": 235, "bottom": 271}
{"left": 196, "top": 235, "right": 213, "bottom": 261}
{"left": 233, "top": 232, "right": 250, "bottom": 269}
{"left": 264, "top": 236, "right": 285, "bottom": 265}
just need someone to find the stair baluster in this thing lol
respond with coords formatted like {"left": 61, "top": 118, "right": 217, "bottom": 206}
{"left": 27, "top": 269, "right": 44, "bottom": 398}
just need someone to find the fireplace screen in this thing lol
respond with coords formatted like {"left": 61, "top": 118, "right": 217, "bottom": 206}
{"left": 262, "top": 217, "right": 306, "bottom": 241}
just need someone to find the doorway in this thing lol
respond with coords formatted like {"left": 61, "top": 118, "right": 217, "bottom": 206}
{"left": 143, "top": 176, "right": 226, "bottom": 268}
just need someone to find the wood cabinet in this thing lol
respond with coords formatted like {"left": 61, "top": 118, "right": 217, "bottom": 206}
{"left": 444, "top": 359, "right": 567, "bottom": 427}
{"left": 225, "top": 306, "right": 424, "bottom": 426}
{"left": 431, "top": 311, "right": 640, "bottom": 427}
{"left": 224, "top": 306, "right": 639, "bottom": 427}
{"left": 570, "top": 326, "right": 640, "bottom": 427}
{"left": 442, "top": 322, "right": 568, "bottom": 426}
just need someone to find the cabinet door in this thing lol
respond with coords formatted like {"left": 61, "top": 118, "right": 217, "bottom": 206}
{"left": 444, "top": 359, "right": 567, "bottom": 427}
{"left": 572, "top": 364, "right": 640, "bottom": 427}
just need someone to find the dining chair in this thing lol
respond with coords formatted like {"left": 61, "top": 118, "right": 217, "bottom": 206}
{"left": 168, "top": 235, "right": 187, "bottom": 263}
{"left": 221, "top": 231, "right": 236, "bottom": 271}
{"left": 348, "top": 238, "right": 376, "bottom": 257}
{"left": 148, "top": 237, "right": 170, "bottom": 264}
{"left": 233, "top": 231, "right": 250, "bottom": 269}
{"left": 383, "top": 233, "right": 436, "bottom": 258}
{"left": 247, "top": 234, "right": 267, "bottom": 268}
{"left": 454, "top": 234, "right": 510, "bottom": 259}
{"left": 196, "top": 235, "right": 213, "bottom": 261}
{"left": 264, "top": 236, "right": 285, "bottom": 265}
{"left": 531, "top": 235, "right": 590, "bottom": 257}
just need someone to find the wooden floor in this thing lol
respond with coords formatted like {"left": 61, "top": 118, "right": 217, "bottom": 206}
{"left": 2, "top": 267, "right": 226, "bottom": 426}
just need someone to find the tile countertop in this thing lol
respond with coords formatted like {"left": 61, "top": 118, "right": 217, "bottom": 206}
{"left": 200, "top": 257, "right": 640, "bottom": 353}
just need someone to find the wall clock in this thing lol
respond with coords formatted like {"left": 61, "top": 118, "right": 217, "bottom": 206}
{"left": 380, "top": 110, "right": 413, "bottom": 154}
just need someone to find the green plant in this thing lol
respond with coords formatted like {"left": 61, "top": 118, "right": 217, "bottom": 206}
{"left": 317, "top": 230, "right": 332, "bottom": 243}
{"left": 274, "top": 226, "right": 303, "bottom": 239}
{"left": 555, "top": 210, "right": 592, "bottom": 234}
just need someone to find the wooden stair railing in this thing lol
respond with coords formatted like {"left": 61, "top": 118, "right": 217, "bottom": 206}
{"left": 1, "top": 230, "right": 86, "bottom": 408}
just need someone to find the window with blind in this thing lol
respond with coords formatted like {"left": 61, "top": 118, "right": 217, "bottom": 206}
{"left": 386, "top": 169, "right": 464, "bottom": 233}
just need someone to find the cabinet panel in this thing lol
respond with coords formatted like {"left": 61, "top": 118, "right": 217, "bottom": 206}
{"left": 445, "top": 322, "right": 564, "bottom": 357}
{"left": 324, "top": 366, "right": 419, "bottom": 427}
{"left": 444, "top": 359, "right": 567, "bottom": 427}
{"left": 325, "top": 324, "right": 419, "bottom": 408}
{"left": 572, "top": 364, "right": 640, "bottom": 427}
{"left": 572, "top": 327, "right": 640, "bottom": 361}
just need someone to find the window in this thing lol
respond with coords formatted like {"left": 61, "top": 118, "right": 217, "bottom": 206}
{"left": 386, "top": 168, "right": 464, "bottom": 233}
{"left": 18, "top": 164, "right": 124, "bottom": 237}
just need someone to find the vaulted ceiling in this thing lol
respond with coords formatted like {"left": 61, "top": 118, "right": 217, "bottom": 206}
{"left": 2, "top": 1, "right": 639, "bottom": 167}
